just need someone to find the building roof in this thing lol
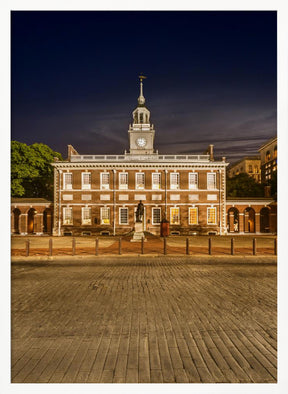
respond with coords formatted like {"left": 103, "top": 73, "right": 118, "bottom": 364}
{"left": 228, "top": 156, "right": 261, "bottom": 168}
{"left": 258, "top": 136, "right": 277, "bottom": 151}
{"left": 11, "top": 198, "right": 52, "bottom": 204}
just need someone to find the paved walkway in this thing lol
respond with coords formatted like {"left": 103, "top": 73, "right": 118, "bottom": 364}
{"left": 11, "top": 257, "right": 277, "bottom": 383}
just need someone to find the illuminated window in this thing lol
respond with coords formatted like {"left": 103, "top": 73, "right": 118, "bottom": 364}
{"left": 100, "top": 207, "right": 110, "bottom": 225}
{"left": 266, "top": 151, "right": 271, "bottom": 162}
{"left": 63, "top": 207, "right": 73, "bottom": 225}
{"left": 254, "top": 165, "right": 258, "bottom": 173}
{"left": 207, "top": 173, "right": 216, "bottom": 190}
{"left": 207, "top": 207, "right": 217, "bottom": 225}
{"left": 119, "top": 172, "right": 128, "bottom": 190}
{"left": 101, "top": 173, "right": 110, "bottom": 190}
{"left": 119, "top": 207, "right": 128, "bottom": 225}
{"left": 189, "top": 207, "right": 198, "bottom": 225}
{"left": 170, "top": 173, "right": 180, "bottom": 190}
{"left": 136, "top": 173, "right": 145, "bottom": 189}
{"left": 82, "top": 207, "right": 91, "bottom": 225}
{"left": 189, "top": 173, "right": 198, "bottom": 190}
{"left": 152, "top": 207, "right": 161, "bottom": 225}
{"left": 152, "top": 173, "right": 161, "bottom": 189}
{"left": 82, "top": 172, "right": 91, "bottom": 190}
{"left": 170, "top": 207, "right": 180, "bottom": 224}
{"left": 63, "top": 173, "right": 72, "bottom": 190}
{"left": 274, "top": 146, "right": 277, "bottom": 158}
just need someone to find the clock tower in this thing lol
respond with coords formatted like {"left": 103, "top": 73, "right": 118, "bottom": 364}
{"left": 127, "top": 76, "right": 156, "bottom": 155}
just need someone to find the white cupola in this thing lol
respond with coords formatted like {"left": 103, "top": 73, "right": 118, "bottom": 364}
{"left": 127, "top": 76, "right": 156, "bottom": 155}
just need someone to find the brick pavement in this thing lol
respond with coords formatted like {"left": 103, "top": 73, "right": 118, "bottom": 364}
{"left": 11, "top": 257, "right": 277, "bottom": 383}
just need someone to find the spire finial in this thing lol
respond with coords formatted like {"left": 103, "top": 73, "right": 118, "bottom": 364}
{"left": 138, "top": 74, "right": 147, "bottom": 105}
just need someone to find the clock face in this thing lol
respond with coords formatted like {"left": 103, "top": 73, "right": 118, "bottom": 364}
{"left": 136, "top": 137, "right": 147, "bottom": 148}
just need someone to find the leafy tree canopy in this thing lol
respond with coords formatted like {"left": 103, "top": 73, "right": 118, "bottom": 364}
{"left": 226, "top": 172, "right": 265, "bottom": 197}
{"left": 11, "top": 141, "right": 62, "bottom": 199}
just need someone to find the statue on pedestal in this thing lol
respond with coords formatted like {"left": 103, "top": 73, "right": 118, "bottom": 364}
{"left": 136, "top": 200, "right": 144, "bottom": 222}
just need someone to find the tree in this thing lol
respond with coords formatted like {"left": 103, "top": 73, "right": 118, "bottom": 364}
{"left": 11, "top": 141, "right": 63, "bottom": 199}
{"left": 226, "top": 173, "right": 264, "bottom": 197}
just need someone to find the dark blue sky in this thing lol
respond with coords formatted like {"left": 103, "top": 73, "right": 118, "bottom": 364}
{"left": 11, "top": 11, "right": 277, "bottom": 162}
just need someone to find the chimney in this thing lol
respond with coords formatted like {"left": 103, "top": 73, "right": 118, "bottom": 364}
{"left": 209, "top": 144, "right": 214, "bottom": 161}
{"left": 67, "top": 145, "right": 79, "bottom": 161}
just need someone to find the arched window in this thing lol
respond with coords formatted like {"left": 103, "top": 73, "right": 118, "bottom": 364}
{"left": 266, "top": 150, "right": 271, "bottom": 162}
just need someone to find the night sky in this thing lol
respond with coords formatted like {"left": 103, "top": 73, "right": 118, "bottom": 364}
{"left": 11, "top": 11, "right": 277, "bottom": 163}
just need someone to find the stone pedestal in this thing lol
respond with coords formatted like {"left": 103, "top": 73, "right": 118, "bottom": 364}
{"left": 131, "top": 221, "right": 146, "bottom": 242}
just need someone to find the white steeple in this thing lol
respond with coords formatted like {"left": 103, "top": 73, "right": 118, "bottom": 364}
{"left": 127, "top": 76, "right": 156, "bottom": 155}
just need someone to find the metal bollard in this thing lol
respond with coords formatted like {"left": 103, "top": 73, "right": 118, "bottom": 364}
{"left": 186, "top": 238, "right": 189, "bottom": 255}
{"left": 119, "top": 237, "right": 122, "bottom": 255}
{"left": 274, "top": 238, "right": 277, "bottom": 255}
{"left": 231, "top": 238, "right": 234, "bottom": 256}
{"left": 49, "top": 238, "right": 53, "bottom": 256}
{"left": 253, "top": 238, "right": 257, "bottom": 256}
{"left": 164, "top": 236, "right": 167, "bottom": 255}
{"left": 95, "top": 238, "right": 99, "bottom": 256}
{"left": 141, "top": 236, "right": 144, "bottom": 255}
{"left": 208, "top": 238, "right": 212, "bottom": 255}
{"left": 72, "top": 238, "right": 76, "bottom": 256}
{"left": 26, "top": 239, "right": 30, "bottom": 257}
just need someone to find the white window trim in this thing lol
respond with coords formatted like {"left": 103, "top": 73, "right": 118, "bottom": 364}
{"left": 189, "top": 172, "right": 198, "bottom": 190}
{"left": 63, "top": 207, "right": 73, "bottom": 225}
{"left": 152, "top": 172, "right": 161, "bottom": 190}
{"left": 100, "top": 172, "right": 110, "bottom": 190}
{"left": 170, "top": 207, "right": 180, "bottom": 225}
{"left": 100, "top": 207, "right": 110, "bottom": 225}
{"left": 81, "top": 207, "right": 92, "bottom": 225}
{"left": 119, "top": 172, "right": 128, "bottom": 190}
{"left": 207, "top": 207, "right": 217, "bottom": 225}
{"left": 135, "top": 172, "right": 145, "bottom": 190}
{"left": 170, "top": 173, "right": 180, "bottom": 190}
{"left": 189, "top": 207, "right": 198, "bottom": 225}
{"left": 63, "top": 173, "right": 73, "bottom": 190}
{"left": 152, "top": 207, "right": 161, "bottom": 225}
{"left": 207, "top": 172, "right": 217, "bottom": 190}
{"left": 119, "top": 207, "right": 129, "bottom": 225}
{"left": 81, "top": 172, "right": 91, "bottom": 190}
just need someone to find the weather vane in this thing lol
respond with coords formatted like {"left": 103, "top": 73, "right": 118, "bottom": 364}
{"left": 139, "top": 74, "right": 147, "bottom": 82}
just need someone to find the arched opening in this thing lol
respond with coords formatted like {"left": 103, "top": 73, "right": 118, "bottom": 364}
{"left": 227, "top": 207, "right": 239, "bottom": 233}
{"left": 43, "top": 208, "right": 52, "bottom": 234}
{"left": 244, "top": 207, "right": 255, "bottom": 233}
{"left": 27, "top": 208, "right": 36, "bottom": 234}
{"left": 260, "top": 207, "right": 270, "bottom": 233}
{"left": 13, "top": 208, "right": 21, "bottom": 234}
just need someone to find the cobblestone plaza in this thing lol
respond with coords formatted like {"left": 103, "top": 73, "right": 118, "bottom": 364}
{"left": 11, "top": 257, "right": 277, "bottom": 383}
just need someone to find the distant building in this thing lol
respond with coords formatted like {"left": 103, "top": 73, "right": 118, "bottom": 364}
{"left": 227, "top": 156, "right": 261, "bottom": 183}
{"left": 258, "top": 136, "right": 277, "bottom": 183}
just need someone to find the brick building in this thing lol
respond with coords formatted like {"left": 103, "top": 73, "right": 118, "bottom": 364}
{"left": 11, "top": 198, "right": 53, "bottom": 235}
{"left": 226, "top": 197, "right": 277, "bottom": 234}
{"left": 51, "top": 77, "right": 229, "bottom": 236}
